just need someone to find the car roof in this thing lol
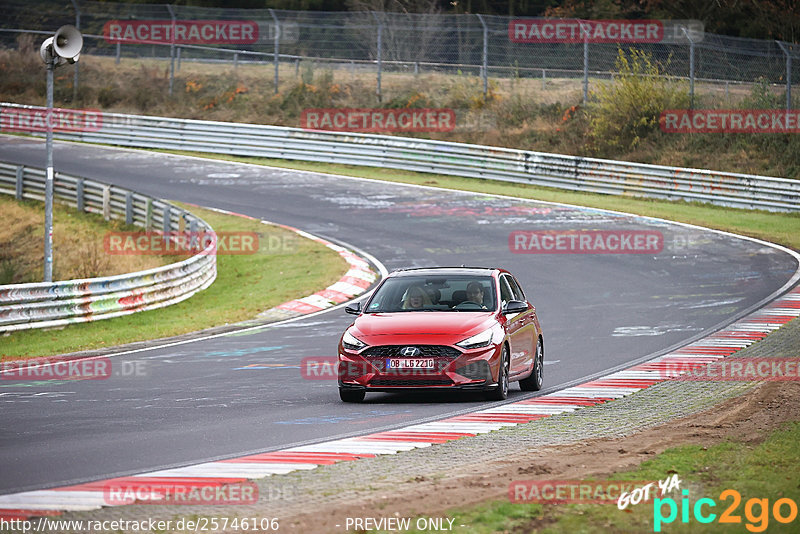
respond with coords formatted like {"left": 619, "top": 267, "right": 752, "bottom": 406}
{"left": 388, "top": 267, "right": 503, "bottom": 277}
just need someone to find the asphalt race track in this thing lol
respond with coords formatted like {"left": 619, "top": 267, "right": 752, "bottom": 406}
{"left": 1, "top": 135, "right": 797, "bottom": 494}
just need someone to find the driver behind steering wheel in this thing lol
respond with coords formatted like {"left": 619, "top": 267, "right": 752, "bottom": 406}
{"left": 464, "top": 281, "right": 487, "bottom": 309}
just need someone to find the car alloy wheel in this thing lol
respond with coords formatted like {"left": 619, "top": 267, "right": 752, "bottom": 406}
{"left": 487, "top": 345, "right": 509, "bottom": 401}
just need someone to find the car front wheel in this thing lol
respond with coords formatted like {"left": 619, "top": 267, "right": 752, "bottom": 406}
{"left": 486, "top": 345, "right": 510, "bottom": 401}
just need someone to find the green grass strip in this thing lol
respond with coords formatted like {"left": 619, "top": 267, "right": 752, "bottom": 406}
{"left": 1, "top": 202, "right": 348, "bottom": 359}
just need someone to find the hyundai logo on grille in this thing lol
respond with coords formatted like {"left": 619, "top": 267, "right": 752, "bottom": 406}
{"left": 400, "top": 346, "right": 421, "bottom": 357}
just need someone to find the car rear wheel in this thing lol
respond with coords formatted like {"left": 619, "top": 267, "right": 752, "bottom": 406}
{"left": 486, "top": 345, "right": 509, "bottom": 401}
{"left": 339, "top": 388, "right": 366, "bottom": 403}
{"left": 519, "top": 338, "right": 543, "bottom": 391}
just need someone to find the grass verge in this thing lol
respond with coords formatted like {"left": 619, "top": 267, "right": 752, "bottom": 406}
{"left": 0, "top": 195, "right": 169, "bottom": 284}
{"left": 1, "top": 202, "right": 348, "bottom": 359}
{"left": 424, "top": 421, "right": 800, "bottom": 533}
{"left": 156, "top": 150, "right": 800, "bottom": 252}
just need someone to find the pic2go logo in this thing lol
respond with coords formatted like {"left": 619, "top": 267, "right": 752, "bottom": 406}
{"left": 653, "top": 489, "right": 798, "bottom": 532}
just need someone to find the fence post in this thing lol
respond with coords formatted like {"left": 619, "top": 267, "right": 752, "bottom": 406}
{"left": 776, "top": 41, "right": 792, "bottom": 111}
{"left": 269, "top": 9, "right": 280, "bottom": 94}
{"left": 234, "top": 52, "right": 238, "bottom": 70}
{"left": 176, "top": 46, "right": 181, "bottom": 71}
{"left": 166, "top": 4, "right": 176, "bottom": 97}
{"left": 581, "top": 21, "right": 589, "bottom": 105}
{"left": 681, "top": 27, "right": 695, "bottom": 110}
{"left": 476, "top": 14, "right": 488, "bottom": 96}
{"left": 70, "top": 0, "right": 80, "bottom": 103}
{"left": 15, "top": 166, "right": 23, "bottom": 200}
{"left": 372, "top": 11, "right": 382, "bottom": 103}
{"left": 115, "top": 42, "right": 121, "bottom": 64}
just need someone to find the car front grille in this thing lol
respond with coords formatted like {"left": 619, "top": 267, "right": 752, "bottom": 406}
{"left": 362, "top": 345, "right": 461, "bottom": 359}
{"left": 359, "top": 345, "right": 462, "bottom": 373}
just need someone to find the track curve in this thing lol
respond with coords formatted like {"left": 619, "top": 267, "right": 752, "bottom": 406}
{"left": 0, "top": 135, "right": 797, "bottom": 494}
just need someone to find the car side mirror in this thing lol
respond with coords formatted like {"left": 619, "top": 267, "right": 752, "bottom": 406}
{"left": 345, "top": 302, "right": 362, "bottom": 315}
{"left": 503, "top": 300, "right": 527, "bottom": 314}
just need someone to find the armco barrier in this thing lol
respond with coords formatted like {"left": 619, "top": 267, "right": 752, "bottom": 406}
{"left": 1, "top": 103, "right": 798, "bottom": 211}
{"left": 0, "top": 161, "right": 217, "bottom": 333}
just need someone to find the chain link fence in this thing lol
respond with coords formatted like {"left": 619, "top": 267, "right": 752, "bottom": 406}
{"left": 1, "top": 0, "right": 799, "bottom": 107}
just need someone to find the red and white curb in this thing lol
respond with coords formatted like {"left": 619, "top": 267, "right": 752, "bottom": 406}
{"left": 193, "top": 207, "right": 378, "bottom": 318}
{"left": 2, "top": 285, "right": 798, "bottom": 521}
{"left": 269, "top": 225, "right": 376, "bottom": 316}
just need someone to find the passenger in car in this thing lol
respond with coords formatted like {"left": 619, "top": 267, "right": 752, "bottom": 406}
{"left": 403, "top": 285, "right": 432, "bottom": 309}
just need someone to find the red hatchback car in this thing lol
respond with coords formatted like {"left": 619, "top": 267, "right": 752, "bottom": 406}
{"left": 337, "top": 267, "right": 544, "bottom": 402}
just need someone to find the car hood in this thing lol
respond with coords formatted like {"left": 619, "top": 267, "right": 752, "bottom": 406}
{"left": 352, "top": 311, "right": 496, "bottom": 341}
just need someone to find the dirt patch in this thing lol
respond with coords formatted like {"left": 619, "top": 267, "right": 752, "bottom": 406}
{"left": 282, "top": 381, "right": 800, "bottom": 532}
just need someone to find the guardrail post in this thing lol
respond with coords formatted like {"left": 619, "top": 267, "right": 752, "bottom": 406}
{"left": 76, "top": 178, "right": 84, "bottom": 212}
{"left": 162, "top": 205, "right": 171, "bottom": 233}
{"left": 776, "top": 41, "right": 792, "bottom": 111}
{"left": 189, "top": 218, "right": 198, "bottom": 249}
{"left": 125, "top": 192, "right": 133, "bottom": 225}
{"left": 476, "top": 14, "right": 488, "bottom": 96}
{"left": 145, "top": 198, "right": 153, "bottom": 230}
{"left": 102, "top": 185, "right": 111, "bottom": 221}
{"left": 15, "top": 166, "right": 23, "bottom": 200}
{"left": 269, "top": 9, "right": 280, "bottom": 94}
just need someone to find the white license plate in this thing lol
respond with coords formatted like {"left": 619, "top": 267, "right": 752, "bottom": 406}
{"left": 387, "top": 358, "right": 435, "bottom": 369}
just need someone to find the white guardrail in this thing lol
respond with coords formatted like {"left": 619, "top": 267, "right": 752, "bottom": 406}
{"left": 0, "top": 161, "right": 217, "bottom": 333}
{"left": 2, "top": 102, "right": 799, "bottom": 212}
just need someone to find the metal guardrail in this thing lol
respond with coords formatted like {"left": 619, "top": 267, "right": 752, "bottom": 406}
{"left": 0, "top": 160, "right": 217, "bottom": 333}
{"left": 2, "top": 103, "right": 797, "bottom": 212}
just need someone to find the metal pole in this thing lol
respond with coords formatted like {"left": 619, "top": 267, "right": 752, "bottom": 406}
{"left": 70, "top": 0, "right": 80, "bottom": 103}
{"left": 115, "top": 42, "right": 120, "bottom": 64}
{"left": 166, "top": 5, "right": 176, "bottom": 97}
{"left": 682, "top": 27, "right": 695, "bottom": 110}
{"left": 776, "top": 41, "right": 792, "bottom": 111}
{"left": 372, "top": 12, "right": 382, "bottom": 103}
{"left": 476, "top": 14, "right": 488, "bottom": 96}
{"left": 176, "top": 46, "right": 181, "bottom": 71}
{"left": 582, "top": 22, "right": 589, "bottom": 105}
{"left": 44, "top": 57, "right": 55, "bottom": 282}
{"left": 269, "top": 9, "right": 280, "bottom": 94}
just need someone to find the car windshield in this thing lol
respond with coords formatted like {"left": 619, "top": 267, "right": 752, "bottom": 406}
{"left": 365, "top": 275, "right": 496, "bottom": 313}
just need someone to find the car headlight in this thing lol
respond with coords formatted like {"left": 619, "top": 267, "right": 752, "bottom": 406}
{"left": 342, "top": 330, "right": 367, "bottom": 351}
{"left": 456, "top": 329, "right": 498, "bottom": 349}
